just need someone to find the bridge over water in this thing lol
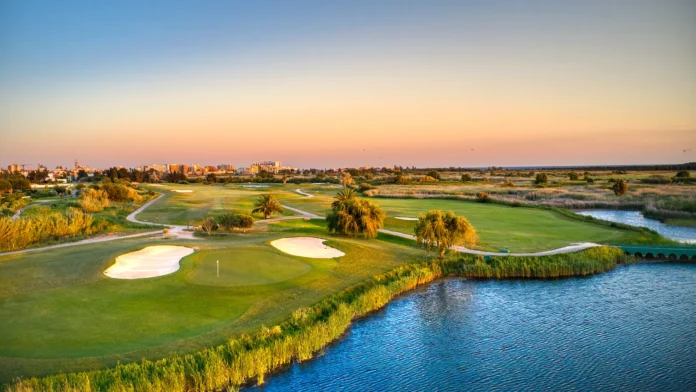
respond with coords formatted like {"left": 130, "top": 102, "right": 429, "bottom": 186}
{"left": 615, "top": 244, "right": 696, "bottom": 261}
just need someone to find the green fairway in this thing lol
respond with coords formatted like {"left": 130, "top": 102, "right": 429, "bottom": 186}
{"left": 136, "top": 183, "right": 301, "bottom": 225}
{"left": 375, "top": 198, "right": 638, "bottom": 252}
{"left": 281, "top": 192, "right": 646, "bottom": 252}
{"left": 187, "top": 247, "right": 314, "bottom": 286}
{"left": 0, "top": 218, "right": 423, "bottom": 381}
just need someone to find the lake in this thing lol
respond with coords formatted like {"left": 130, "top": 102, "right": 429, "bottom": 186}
{"left": 249, "top": 263, "right": 696, "bottom": 391}
{"left": 576, "top": 209, "right": 696, "bottom": 243}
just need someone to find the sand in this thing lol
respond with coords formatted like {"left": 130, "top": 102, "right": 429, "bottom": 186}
{"left": 174, "top": 190, "right": 193, "bottom": 193}
{"left": 394, "top": 217, "right": 419, "bottom": 221}
{"left": 104, "top": 245, "right": 194, "bottom": 279}
{"left": 271, "top": 237, "right": 345, "bottom": 258}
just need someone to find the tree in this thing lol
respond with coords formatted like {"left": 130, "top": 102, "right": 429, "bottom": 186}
{"left": 675, "top": 170, "right": 691, "bottom": 178}
{"left": 252, "top": 194, "right": 284, "bottom": 219}
{"left": 535, "top": 173, "right": 548, "bottom": 184}
{"left": 502, "top": 178, "right": 515, "bottom": 187}
{"left": 326, "top": 190, "right": 385, "bottom": 238}
{"left": 217, "top": 213, "right": 238, "bottom": 232}
{"left": 206, "top": 173, "right": 217, "bottom": 183}
{"left": 0, "top": 179, "right": 11, "bottom": 193}
{"left": 340, "top": 172, "right": 355, "bottom": 187}
{"left": 612, "top": 179, "right": 628, "bottom": 196}
{"left": 358, "top": 182, "right": 373, "bottom": 192}
{"left": 461, "top": 173, "right": 472, "bottom": 182}
{"left": 414, "top": 210, "right": 477, "bottom": 257}
{"left": 201, "top": 217, "right": 216, "bottom": 236}
{"left": 426, "top": 170, "right": 440, "bottom": 180}
{"left": 569, "top": 172, "right": 579, "bottom": 181}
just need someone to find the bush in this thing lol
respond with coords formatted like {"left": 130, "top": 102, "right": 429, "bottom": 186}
{"left": 476, "top": 192, "right": 489, "bottom": 202}
{"left": 78, "top": 189, "right": 110, "bottom": 212}
{"left": 535, "top": 173, "right": 548, "bottom": 184}
{"left": 461, "top": 174, "right": 472, "bottom": 182}
{"left": 0, "top": 179, "right": 12, "bottom": 193}
{"left": 426, "top": 170, "right": 440, "bottom": 180}
{"left": 612, "top": 179, "right": 628, "bottom": 196}
{"left": 675, "top": 170, "right": 690, "bottom": 178}
{"left": 569, "top": 172, "right": 579, "bottom": 181}
{"left": 358, "top": 183, "right": 373, "bottom": 192}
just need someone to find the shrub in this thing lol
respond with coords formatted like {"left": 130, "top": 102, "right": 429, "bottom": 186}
{"left": 78, "top": 188, "right": 110, "bottom": 212}
{"left": 535, "top": 173, "right": 548, "bottom": 184}
{"left": 569, "top": 172, "right": 579, "bottom": 181}
{"left": 675, "top": 170, "right": 690, "bottom": 178}
{"left": 476, "top": 192, "right": 489, "bottom": 202}
{"left": 461, "top": 174, "right": 472, "bottom": 182}
{"left": 0, "top": 179, "right": 12, "bottom": 193}
{"left": 426, "top": 170, "right": 440, "bottom": 180}
{"left": 612, "top": 179, "right": 628, "bottom": 196}
{"left": 358, "top": 183, "right": 373, "bottom": 192}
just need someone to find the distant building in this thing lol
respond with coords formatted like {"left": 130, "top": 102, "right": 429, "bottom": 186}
{"left": 179, "top": 164, "right": 190, "bottom": 174}
{"left": 8, "top": 164, "right": 20, "bottom": 172}
{"left": 168, "top": 164, "right": 179, "bottom": 173}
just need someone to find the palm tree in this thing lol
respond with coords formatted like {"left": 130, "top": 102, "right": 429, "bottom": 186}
{"left": 252, "top": 194, "right": 284, "bottom": 219}
{"left": 414, "top": 210, "right": 477, "bottom": 257}
{"left": 326, "top": 190, "right": 385, "bottom": 238}
{"left": 331, "top": 188, "right": 357, "bottom": 210}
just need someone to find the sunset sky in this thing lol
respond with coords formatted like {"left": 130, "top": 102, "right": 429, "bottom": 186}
{"left": 1, "top": 0, "right": 695, "bottom": 169}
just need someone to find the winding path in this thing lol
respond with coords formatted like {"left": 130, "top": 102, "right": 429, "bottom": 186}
{"left": 1, "top": 190, "right": 599, "bottom": 257}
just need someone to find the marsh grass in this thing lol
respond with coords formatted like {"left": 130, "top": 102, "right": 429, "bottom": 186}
{"left": 5, "top": 247, "right": 626, "bottom": 392}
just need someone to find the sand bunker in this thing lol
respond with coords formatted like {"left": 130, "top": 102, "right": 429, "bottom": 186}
{"left": 104, "top": 245, "right": 194, "bottom": 279}
{"left": 271, "top": 237, "right": 345, "bottom": 258}
{"left": 174, "top": 190, "right": 193, "bottom": 193}
{"left": 394, "top": 217, "right": 419, "bottom": 221}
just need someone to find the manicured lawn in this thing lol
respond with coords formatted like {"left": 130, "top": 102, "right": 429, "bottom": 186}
{"left": 136, "top": 184, "right": 300, "bottom": 225}
{"left": 0, "top": 219, "right": 423, "bottom": 381}
{"left": 187, "top": 247, "right": 315, "bottom": 287}
{"left": 282, "top": 192, "right": 645, "bottom": 252}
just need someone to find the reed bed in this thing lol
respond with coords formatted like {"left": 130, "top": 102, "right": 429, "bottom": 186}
{"left": 5, "top": 247, "right": 626, "bottom": 392}
{"left": 0, "top": 209, "right": 98, "bottom": 252}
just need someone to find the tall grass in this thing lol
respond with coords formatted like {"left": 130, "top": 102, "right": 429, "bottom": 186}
{"left": 5, "top": 246, "right": 626, "bottom": 392}
{"left": 0, "top": 209, "right": 96, "bottom": 252}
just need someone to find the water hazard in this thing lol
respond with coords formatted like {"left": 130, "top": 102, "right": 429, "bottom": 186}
{"left": 250, "top": 263, "right": 696, "bottom": 391}
{"left": 577, "top": 209, "right": 696, "bottom": 243}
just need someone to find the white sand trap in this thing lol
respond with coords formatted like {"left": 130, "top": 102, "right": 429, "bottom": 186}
{"left": 271, "top": 237, "right": 345, "bottom": 258}
{"left": 174, "top": 190, "right": 193, "bottom": 193}
{"left": 104, "top": 245, "right": 194, "bottom": 279}
{"left": 394, "top": 217, "right": 419, "bottom": 221}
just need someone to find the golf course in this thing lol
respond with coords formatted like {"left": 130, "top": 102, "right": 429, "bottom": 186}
{"left": 0, "top": 183, "right": 671, "bottom": 385}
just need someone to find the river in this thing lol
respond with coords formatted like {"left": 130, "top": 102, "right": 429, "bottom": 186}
{"left": 577, "top": 209, "right": 696, "bottom": 243}
{"left": 249, "top": 263, "right": 696, "bottom": 391}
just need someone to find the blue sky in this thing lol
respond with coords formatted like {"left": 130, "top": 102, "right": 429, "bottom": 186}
{"left": 1, "top": 0, "right": 694, "bottom": 169}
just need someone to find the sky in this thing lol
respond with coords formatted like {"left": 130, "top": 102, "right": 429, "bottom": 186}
{"left": 1, "top": 0, "right": 695, "bottom": 169}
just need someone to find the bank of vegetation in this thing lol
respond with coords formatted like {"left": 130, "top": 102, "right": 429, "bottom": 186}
{"left": 0, "top": 181, "right": 156, "bottom": 252}
{"left": 4, "top": 246, "right": 626, "bottom": 391}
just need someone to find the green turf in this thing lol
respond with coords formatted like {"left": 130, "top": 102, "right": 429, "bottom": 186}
{"left": 281, "top": 193, "right": 645, "bottom": 252}
{"left": 0, "top": 219, "right": 423, "bottom": 381}
{"left": 187, "top": 247, "right": 314, "bottom": 287}
{"left": 136, "top": 184, "right": 301, "bottom": 225}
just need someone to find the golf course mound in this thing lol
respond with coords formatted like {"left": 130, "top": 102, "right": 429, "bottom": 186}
{"left": 271, "top": 237, "right": 345, "bottom": 258}
{"left": 188, "top": 247, "right": 313, "bottom": 286}
{"left": 105, "top": 245, "right": 194, "bottom": 279}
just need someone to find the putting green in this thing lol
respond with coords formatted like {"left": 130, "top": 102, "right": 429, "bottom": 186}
{"left": 188, "top": 247, "right": 313, "bottom": 287}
